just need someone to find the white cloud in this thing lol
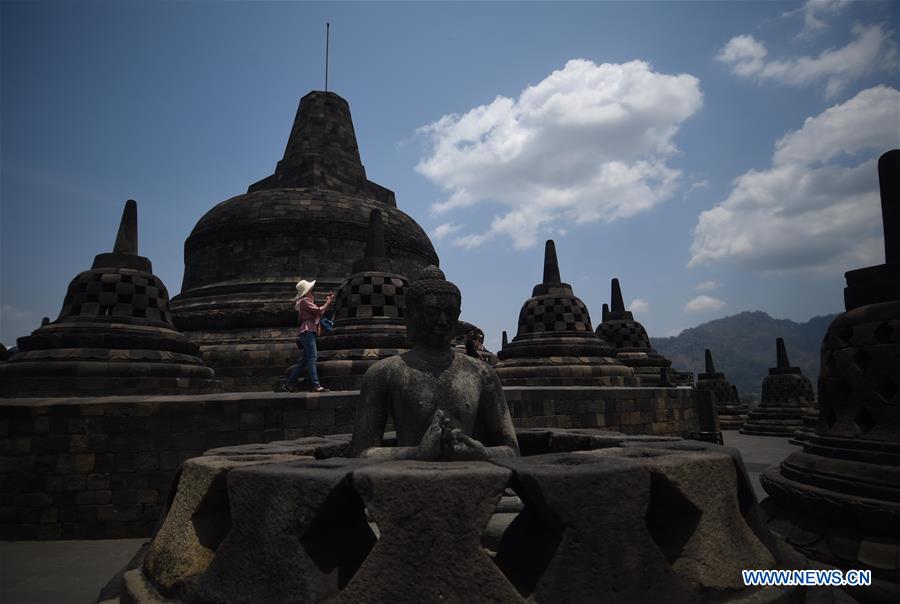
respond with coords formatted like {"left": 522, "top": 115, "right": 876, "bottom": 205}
{"left": 684, "top": 295, "right": 727, "bottom": 313}
{"left": 689, "top": 86, "right": 899, "bottom": 274}
{"left": 785, "top": 0, "right": 854, "bottom": 39}
{"left": 695, "top": 280, "right": 718, "bottom": 291}
{"left": 689, "top": 179, "right": 710, "bottom": 191}
{"left": 431, "top": 222, "right": 462, "bottom": 241}
{"left": 416, "top": 59, "right": 702, "bottom": 249}
{"left": 716, "top": 24, "right": 896, "bottom": 97}
{"left": 629, "top": 298, "right": 649, "bottom": 314}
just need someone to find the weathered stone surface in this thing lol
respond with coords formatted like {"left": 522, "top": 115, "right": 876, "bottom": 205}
{"left": 170, "top": 91, "right": 438, "bottom": 391}
{"left": 696, "top": 349, "right": 749, "bottom": 430}
{"left": 514, "top": 426, "right": 680, "bottom": 456}
{"left": 587, "top": 447, "right": 776, "bottom": 590}
{"left": 311, "top": 209, "right": 411, "bottom": 391}
{"left": 763, "top": 150, "right": 900, "bottom": 600}
{"left": 596, "top": 278, "right": 677, "bottom": 386}
{"left": 196, "top": 458, "right": 376, "bottom": 604}
{"left": 337, "top": 460, "right": 522, "bottom": 604}
{"left": 622, "top": 439, "right": 781, "bottom": 564}
{"left": 496, "top": 241, "right": 635, "bottom": 387}
{"left": 349, "top": 266, "right": 519, "bottom": 461}
{"left": 493, "top": 452, "right": 696, "bottom": 602}
{"left": 742, "top": 338, "right": 816, "bottom": 437}
{"left": 203, "top": 435, "right": 348, "bottom": 459}
{"left": 140, "top": 453, "right": 304, "bottom": 600}
{"left": 0, "top": 201, "right": 220, "bottom": 398}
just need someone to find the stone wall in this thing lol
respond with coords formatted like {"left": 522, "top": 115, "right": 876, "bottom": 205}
{"left": 505, "top": 386, "right": 699, "bottom": 435}
{"left": 0, "top": 386, "right": 700, "bottom": 540}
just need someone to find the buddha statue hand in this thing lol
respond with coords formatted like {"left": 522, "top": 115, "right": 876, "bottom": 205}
{"left": 436, "top": 414, "right": 490, "bottom": 461}
{"left": 415, "top": 409, "right": 446, "bottom": 461}
{"left": 445, "top": 428, "right": 490, "bottom": 461}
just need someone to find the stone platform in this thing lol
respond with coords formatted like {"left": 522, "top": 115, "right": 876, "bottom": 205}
{"left": 0, "top": 385, "right": 701, "bottom": 540}
{"left": 108, "top": 429, "right": 783, "bottom": 603}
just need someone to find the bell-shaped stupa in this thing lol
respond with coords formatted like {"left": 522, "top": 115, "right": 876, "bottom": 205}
{"left": 495, "top": 240, "right": 635, "bottom": 386}
{"left": 169, "top": 91, "right": 438, "bottom": 390}
{"left": 740, "top": 338, "right": 816, "bottom": 436}
{"left": 595, "top": 278, "right": 673, "bottom": 385}
{"left": 762, "top": 150, "right": 900, "bottom": 597}
{"left": 311, "top": 209, "right": 410, "bottom": 390}
{"left": 0, "top": 201, "right": 220, "bottom": 397}
{"left": 696, "top": 349, "right": 748, "bottom": 429}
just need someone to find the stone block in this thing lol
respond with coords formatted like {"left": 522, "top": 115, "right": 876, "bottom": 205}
{"left": 195, "top": 458, "right": 376, "bottom": 603}
{"left": 56, "top": 454, "right": 95, "bottom": 474}
{"left": 337, "top": 460, "right": 521, "bottom": 604}
{"left": 494, "top": 453, "right": 694, "bottom": 603}
{"left": 141, "top": 453, "right": 304, "bottom": 600}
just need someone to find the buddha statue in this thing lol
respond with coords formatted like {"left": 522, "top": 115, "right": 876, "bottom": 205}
{"left": 350, "top": 266, "right": 519, "bottom": 460}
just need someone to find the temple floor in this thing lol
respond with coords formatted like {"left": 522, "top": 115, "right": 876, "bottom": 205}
{"left": 0, "top": 430, "right": 800, "bottom": 604}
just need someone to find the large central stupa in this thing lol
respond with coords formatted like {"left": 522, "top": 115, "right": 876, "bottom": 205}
{"left": 170, "top": 91, "right": 438, "bottom": 390}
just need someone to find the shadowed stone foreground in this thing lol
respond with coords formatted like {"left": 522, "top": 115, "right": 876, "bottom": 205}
{"left": 110, "top": 428, "right": 788, "bottom": 603}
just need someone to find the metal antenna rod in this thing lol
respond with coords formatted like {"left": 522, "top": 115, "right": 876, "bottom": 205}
{"left": 325, "top": 22, "right": 330, "bottom": 92}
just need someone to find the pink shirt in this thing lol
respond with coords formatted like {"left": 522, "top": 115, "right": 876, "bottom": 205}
{"left": 296, "top": 296, "right": 327, "bottom": 335}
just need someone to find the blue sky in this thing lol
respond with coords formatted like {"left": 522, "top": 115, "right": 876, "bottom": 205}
{"left": 2, "top": 1, "right": 898, "bottom": 352}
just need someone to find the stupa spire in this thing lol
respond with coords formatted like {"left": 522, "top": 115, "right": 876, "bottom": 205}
{"left": 113, "top": 200, "right": 138, "bottom": 255}
{"left": 880, "top": 150, "right": 899, "bottom": 264}
{"left": 543, "top": 240, "right": 561, "bottom": 284}
{"left": 705, "top": 349, "right": 716, "bottom": 374}
{"left": 776, "top": 337, "right": 791, "bottom": 369}
{"left": 92, "top": 200, "right": 150, "bottom": 272}
{"left": 611, "top": 278, "right": 625, "bottom": 313}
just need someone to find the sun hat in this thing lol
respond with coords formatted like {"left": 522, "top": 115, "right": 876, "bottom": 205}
{"left": 295, "top": 279, "right": 316, "bottom": 299}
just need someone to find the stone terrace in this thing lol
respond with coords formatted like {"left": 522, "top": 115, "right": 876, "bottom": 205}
{"left": 0, "top": 386, "right": 699, "bottom": 540}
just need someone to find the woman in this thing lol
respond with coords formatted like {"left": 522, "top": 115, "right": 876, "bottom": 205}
{"left": 282, "top": 279, "right": 333, "bottom": 393}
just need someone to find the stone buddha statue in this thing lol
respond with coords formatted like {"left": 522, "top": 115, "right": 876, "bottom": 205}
{"left": 350, "top": 266, "right": 519, "bottom": 460}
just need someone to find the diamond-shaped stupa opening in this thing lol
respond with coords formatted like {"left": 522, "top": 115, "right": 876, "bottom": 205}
{"left": 873, "top": 321, "right": 894, "bottom": 344}
{"left": 645, "top": 472, "right": 701, "bottom": 564}
{"left": 853, "top": 406, "right": 877, "bottom": 434}
{"left": 825, "top": 405, "right": 838, "bottom": 428}
{"left": 852, "top": 348, "right": 871, "bottom": 371}
{"left": 838, "top": 325, "right": 854, "bottom": 344}
{"left": 876, "top": 377, "right": 898, "bottom": 403}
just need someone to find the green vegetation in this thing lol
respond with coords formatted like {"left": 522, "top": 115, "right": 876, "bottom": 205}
{"left": 651, "top": 311, "right": 837, "bottom": 398}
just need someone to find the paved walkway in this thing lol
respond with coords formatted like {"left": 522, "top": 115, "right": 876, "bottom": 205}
{"left": 722, "top": 429, "right": 802, "bottom": 500}
{"left": 0, "top": 431, "right": 800, "bottom": 603}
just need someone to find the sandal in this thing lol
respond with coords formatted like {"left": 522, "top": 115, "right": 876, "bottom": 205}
{"left": 312, "top": 386, "right": 329, "bottom": 393}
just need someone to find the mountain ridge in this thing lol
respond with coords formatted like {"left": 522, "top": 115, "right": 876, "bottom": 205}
{"left": 650, "top": 310, "right": 838, "bottom": 399}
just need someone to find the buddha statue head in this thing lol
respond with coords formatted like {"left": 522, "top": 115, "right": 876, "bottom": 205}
{"left": 405, "top": 265, "right": 461, "bottom": 350}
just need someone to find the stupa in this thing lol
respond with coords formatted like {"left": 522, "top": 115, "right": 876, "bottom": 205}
{"left": 740, "top": 338, "right": 816, "bottom": 437}
{"left": 310, "top": 209, "right": 410, "bottom": 391}
{"left": 495, "top": 240, "right": 635, "bottom": 386}
{"left": 0, "top": 201, "right": 220, "bottom": 397}
{"left": 169, "top": 91, "right": 438, "bottom": 390}
{"left": 762, "top": 150, "right": 900, "bottom": 601}
{"left": 595, "top": 278, "right": 673, "bottom": 385}
{"left": 696, "top": 349, "right": 748, "bottom": 429}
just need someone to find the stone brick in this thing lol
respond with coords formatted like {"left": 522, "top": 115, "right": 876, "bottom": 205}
{"left": 86, "top": 473, "right": 110, "bottom": 490}
{"left": 159, "top": 451, "right": 180, "bottom": 471}
{"left": 69, "top": 434, "right": 108, "bottom": 453}
{"left": 239, "top": 412, "right": 264, "bottom": 431}
{"left": 56, "top": 454, "right": 95, "bottom": 474}
{"left": 76, "top": 490, "right": 111, "bottom": 505}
